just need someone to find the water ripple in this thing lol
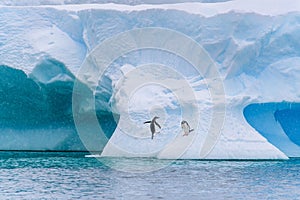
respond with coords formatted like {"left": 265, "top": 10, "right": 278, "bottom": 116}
{"left": 0, "top": 152, "right": 299, "bottom": 199}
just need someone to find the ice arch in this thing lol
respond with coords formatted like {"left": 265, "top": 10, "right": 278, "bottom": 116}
{"left": 244, "top": 102, "right": 300, "bottom": 157}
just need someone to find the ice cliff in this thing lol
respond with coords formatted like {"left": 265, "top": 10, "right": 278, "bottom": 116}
{"left": 0, "top": 0, "right": 300, "bottom": 159}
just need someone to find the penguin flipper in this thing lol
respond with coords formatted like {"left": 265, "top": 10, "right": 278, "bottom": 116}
{"left": 144, "top": 121, "right": 151, "bottom": 124}
{"left": 189, "top": 129, "right": 194, "bottom": 133}
{"left": 155, "top": 121, "right": 161, "bottom": 129}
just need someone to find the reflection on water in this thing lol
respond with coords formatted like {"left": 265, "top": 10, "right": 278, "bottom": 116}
{"left": 0, "top": 152, "right": 299, "bottom": 199}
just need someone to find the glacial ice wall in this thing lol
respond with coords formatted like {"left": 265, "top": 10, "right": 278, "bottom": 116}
{"left": 0, "top": 1, "right": 300, "bottom": 158}
{"left": 0, "top": 59, "right": 117, "bottom": 151}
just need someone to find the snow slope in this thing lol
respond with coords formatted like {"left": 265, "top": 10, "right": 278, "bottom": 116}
{"left": 0, "top": 0, "right": 300, "bottom": 158}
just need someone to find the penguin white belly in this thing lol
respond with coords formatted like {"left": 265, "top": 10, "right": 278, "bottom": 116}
{"left": 181, "top": 124, "right": 190, "bottom": 135}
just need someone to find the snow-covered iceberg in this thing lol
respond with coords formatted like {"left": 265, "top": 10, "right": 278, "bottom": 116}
{"left": 1, "top": 0, "right": 300, "bottom": 159}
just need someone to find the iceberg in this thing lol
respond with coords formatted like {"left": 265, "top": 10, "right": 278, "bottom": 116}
{"left": 0, "top": 59, "right": 116, "bottom": 151}
{"left": 0, "top": 0, "right": 300, "bottom": 159}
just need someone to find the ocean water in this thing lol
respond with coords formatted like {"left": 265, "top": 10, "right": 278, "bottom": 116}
{"left": 0, "top": 152, "right": 299, "bottom": 200}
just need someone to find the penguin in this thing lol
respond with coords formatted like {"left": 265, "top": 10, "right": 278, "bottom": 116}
{"left": 181, "top": 120, "right": 194, "bottom": 136}
{"left": 144, "top": 116, "right": 161, "bottom": 139}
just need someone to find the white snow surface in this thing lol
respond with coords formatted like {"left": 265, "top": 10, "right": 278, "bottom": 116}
{"left": 1, "top": 0, "right": 300, "bottom": 17}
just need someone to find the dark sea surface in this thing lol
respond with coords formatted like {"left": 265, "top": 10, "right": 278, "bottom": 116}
{"left": 0, "top": 152, "right": 299, "bottom": 199}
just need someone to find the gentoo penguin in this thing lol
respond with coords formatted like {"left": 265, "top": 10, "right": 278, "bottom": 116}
{"left": 181, "top": 120, "right": 194, "bottom": 136}
{"left": 144, "top": 116, "right": 161, "bottom": 139}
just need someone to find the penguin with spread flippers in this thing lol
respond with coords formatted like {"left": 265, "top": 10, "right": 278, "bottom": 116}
{"left": 181, "top": 120, "right": 194, "bottom": 136}
{"left": 144, "top": 116, "right": 161, "bottom": 139}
